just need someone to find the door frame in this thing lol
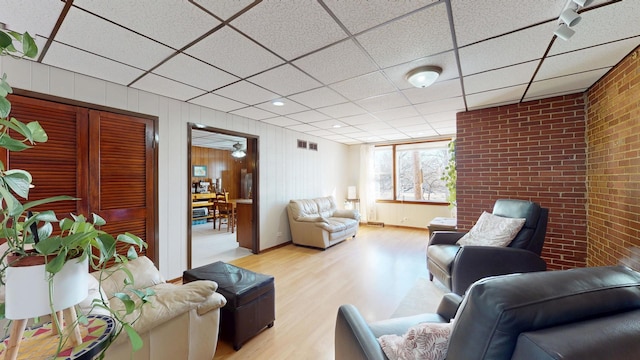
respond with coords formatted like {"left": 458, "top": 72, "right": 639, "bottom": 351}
{"left": 186, "top": 123, "right": 260, "bottom": 269}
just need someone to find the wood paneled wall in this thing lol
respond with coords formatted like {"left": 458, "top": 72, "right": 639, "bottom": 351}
{"left": 191, "top": 146, "right": 248, "bottom": 199}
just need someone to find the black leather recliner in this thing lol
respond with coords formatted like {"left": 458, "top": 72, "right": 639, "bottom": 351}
{"left": 427, "top": 199, "right": 549, "bottom": 295}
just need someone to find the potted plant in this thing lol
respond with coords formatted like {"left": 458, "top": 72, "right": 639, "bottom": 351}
{"left": 0, "top": 29, "right": 153, "bottom": 358}
{"left": 441, "top": 139, "right": 457, "bottom": 216}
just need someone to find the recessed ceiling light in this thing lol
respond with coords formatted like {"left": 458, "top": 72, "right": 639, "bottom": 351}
{"left": 272, "top": 100, "right": 285, "bottom": 106}
{"left": 333, "top": 124, "right": 341, "bottom": 128}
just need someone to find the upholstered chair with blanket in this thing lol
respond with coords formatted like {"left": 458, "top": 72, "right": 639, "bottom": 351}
{"left": 426, "top": 199, "right": 549, "bottom": 295}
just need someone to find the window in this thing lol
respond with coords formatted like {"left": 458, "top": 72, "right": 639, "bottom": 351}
{"left": 374, "top": 140, "right": 451, "bottom": 203}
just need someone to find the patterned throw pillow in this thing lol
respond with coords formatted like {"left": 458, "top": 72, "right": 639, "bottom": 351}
{"left": 378, "top": 322, "right": 452, "bottom": 360}
{"left": 456, "top": 211, "right": 526, "bottom": 247}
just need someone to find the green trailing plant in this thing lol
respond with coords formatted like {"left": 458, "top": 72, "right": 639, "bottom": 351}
{"left": 441, "top": 139, "right": 456, "bottom": 207}
{"left": 0, "top": 29, "right": 154, "bottom": 357}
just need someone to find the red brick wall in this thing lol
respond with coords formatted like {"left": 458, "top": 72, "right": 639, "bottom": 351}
{"left": 456, "top": 94, "right": 588, "bottom": 270}
{"left": 585, "top": 47, "right": 640, "bottom": 267}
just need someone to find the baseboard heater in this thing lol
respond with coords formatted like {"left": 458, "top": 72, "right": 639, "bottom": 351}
{"left": 367, "top": 221, "right": 384, "bottom": 227}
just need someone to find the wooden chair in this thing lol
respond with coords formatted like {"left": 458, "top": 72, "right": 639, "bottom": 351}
{"left": 216, "top": 202, "right": 234, "bottom": 232}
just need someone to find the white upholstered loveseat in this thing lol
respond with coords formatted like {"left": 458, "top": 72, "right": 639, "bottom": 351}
{"left": 287, "top": 196, "right": 360, "bottom": 249}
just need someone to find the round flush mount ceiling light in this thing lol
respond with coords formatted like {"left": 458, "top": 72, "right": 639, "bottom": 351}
{"left": 405, "top": 66, "right": 442, "bottom": 88}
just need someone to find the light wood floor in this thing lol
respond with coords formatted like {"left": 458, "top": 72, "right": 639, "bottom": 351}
{"left": 213, "top": 225, "right": 432, "bottom": 360}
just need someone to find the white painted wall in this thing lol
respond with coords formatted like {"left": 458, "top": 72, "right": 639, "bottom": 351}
{"left": 1, "top": 56, "right": 350, "bottom": 279}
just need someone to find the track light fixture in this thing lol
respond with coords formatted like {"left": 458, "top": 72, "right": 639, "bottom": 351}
{"left": 554, "top": 0, "right": 592, "bottom": 41}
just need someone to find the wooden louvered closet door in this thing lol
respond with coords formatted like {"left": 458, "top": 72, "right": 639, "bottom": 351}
{"left": 5, "top": 95, "right": 156, "bottom": 263}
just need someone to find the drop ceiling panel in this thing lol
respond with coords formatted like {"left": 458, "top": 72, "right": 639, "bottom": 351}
{"left": 153, "top": 54, "right": 239, "bottom": 91}
{"left": 324, "top": 0, "right": 436, "bottom": 34}
{"left": 305, "top": 129, "right": 335, "bottom": 137}
{"left": 414, "top": 97, "right": 465, "bottom": 116}
{"left": 292, "top": 39, "right": 378, "bottom": 84}
{"left": 230, "top": 0, "right": 348, "bottom": 60}
{"left": 385, "top": 116, "right": 428, "bottom": 127}
{"left": 185, "top": 26, "right": 283, "bottom": 78}
{"left": 0, "top": 0, "right": 63, "bottom": 36}
{"left": 451, "top": 0, "right": 563, "bottom": 47}
{"left": 403, "top": 78, "right": 462, "bottom": 104}
{"left": 286, "top": 123, "right": 321, "bottom": 132}
{"left": 255, "top": 99, "right": 309, "bottom": 115}
{"left": 331, "top": 126, "right": 362, "bottom": 135}
{"left": 73, "top": 0, "right": 219, "bottom": 49}
{"left": 356, "top": 3, "right": 452, "bottom": 68}
{"left": 213, "top": 81, "right": 279, "bottom": 105}
{"left": 317, "top": 102, "right": 366, "bottom": 118}
{"left": 43, "top": 42, "right": 144, "bottom": 86}
{"left": 549, "top": 1, "right": 640, "bottom": 56}
{"left": 248, "top": 64, "right": 321, "bottom": 96}
{"left": 310, "top": 119, "right": 348, "bottom": 130}
{"left": 230, "top": 106, "right": 276, "bottom": 120}
{"left": 458, "top": 22, "right": 556, "bottom": 76}
{"left": 56, "top": 7, "right": 175, "bottom": 70}
{"left": 330, "top": 72, "right": 397, "bottom": 101}
{"left": 192, "top": 0, "right": 256, "bottom": 21}
{"left": 373, "top": 106, "right": 421, "bottom": 121}
{"left": 356, "top": 121, "right": 392, "bottom": 131}
{"left": 536, "top": 38, "right": 639, "bottom": 81}
{"left": 132, "top": 73, "right": 206, "bottom": 101}
{"left": 287, "top": 110, "right": 331, "bottom": 123}
{"left": 188, "top": 93, "right": 246, "bottom": 112}
{"left": 524, "top": 68, "right": 610, "bottom": 100}
{"left": 383, "top": 51, "right": 459, "bottom": 90}
{"left": 356, "top": 92, "right": 412, "bottom": 113}
{"left": 340, "top": 113, "right": 380, "bottom": 126}
{"left": 260, "top": 117, "right": 302, "bottom": 127}
{"left": 464, "top": 61, "right": 539, "bottom": 95}
{"left": 289, "top": 87, "right": 347, "bottom": 109}
{"left": 466, "top": 84, "right": 528, "bottom": 110}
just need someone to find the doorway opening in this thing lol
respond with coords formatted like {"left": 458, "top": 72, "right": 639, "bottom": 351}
{"left": 187, "top": 124, "right": 259, "bottom": 269}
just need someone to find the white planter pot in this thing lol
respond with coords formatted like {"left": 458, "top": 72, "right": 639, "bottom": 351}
{"left": 5, "top": 256, "right": 88, "bottom": 320}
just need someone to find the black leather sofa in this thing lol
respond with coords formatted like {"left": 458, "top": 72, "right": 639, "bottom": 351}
{"left": 335, "top": 266, "right": 640, "bottom": 360}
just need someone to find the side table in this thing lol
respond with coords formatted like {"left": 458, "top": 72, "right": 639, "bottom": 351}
{"left": 0, "top": 314, "right": 114, "bottom": 360}
{"left": 428, "top": 217, "right": 457, "bottom": 232}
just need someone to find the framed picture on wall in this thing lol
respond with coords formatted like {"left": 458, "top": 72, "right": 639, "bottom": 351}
{"left": 193, "top": 165, "right": 207, "bottom": 177}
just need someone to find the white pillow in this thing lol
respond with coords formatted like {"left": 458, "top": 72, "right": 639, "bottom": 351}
{"left": 378, "top": 322, "right": 452, "bottom": 360}
{"left": 456, "top": 211, "right": 526, "bottom": 247}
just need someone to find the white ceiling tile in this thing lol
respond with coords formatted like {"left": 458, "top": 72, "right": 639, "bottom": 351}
{"left": 231, "top": 0, "right": 347, "bottom": 60}
{"left": 213, "top": 81, "right": 279, "bottom": 105}
{"left": 399, "top": 124, "right": 438, "bottom": 137}
{"left": 153, "top": 54, "right": 239, "bottom": 91}
{"left": 287, "top": 110, "right": 331, "bottom": 123}
{"left": 331, "top": 126, "right": 362, "bottom": 135}
{"left": 56, "top": 7, "right": 174, "bottom": 70}
{"left": 305, "top": 129, "right": 335, "bottom": 137}
{"left": 549, "top": 1, "right": 640, "bottom": 56}
{"left": 132, "top": 73, "right": 205, "bottom": 101}
{"left": 230, "top": 106, "right": 276, "bottom": 120}
{"left": 0, "top": 0, "right": 63, "bottom": 35}
{"left": 356, "top": 3, "right": 452, "bottom": 68}
{"left": 464, "top": 61, "right": 539, "bottom": 95}
{"left": 260, "top": 117, "right": 302, "bottom": 127}
{"left": 356, "top": 122, "right": 392, "bottom": 131}
{"left": 322, "top": 134, "right": 353, "bottom": 142}
{"left": 289, "top": 87, "right": 347, "bottom": 108}
{"left": 293, "top": 39, "right": 378, "bottom": 84}
{"left": 255, "top": 99, "right": 309, "bottom": 115}
{"left": 311, "top": 119, "right": 348, "bottom": 130}
{"left": 186, "top": 26, "right": 283, "bottom": 78}
{"left": 466, "top": 84, "right": 527, "bottom": 110}
{"left": 383, "top": 51, "right": 459, "bottom": 90}
{"left": 373, "top": 106, "right": 421, "bottom": 121}
{"left": 286, "top": 123, "right": 321, "bottom": 132}
{"left": 188, "top": 93, "right": 246, "bottom": 112}
{"left": 43, "top": 42, "right": 143, "bottom": 86}
{"left": 330, "top": 71, "right": 397, "bottom": 101}
{"left": 249, "top": 64, "right": 321, "bottom": 96}
{"left": 458, "top": 22, "right": 556, "bottom": 76}
{"left": 340, "top": 114, "right": 379, "bottom": 126}
{"left": 424, "top": 111, "right": 458, "bottom": 125}
{"left": 356, "top": 92, "right": 411, "bottom": 112}
{"left": 414, "top": 97, "right": 466, "bottom": 116}
{"left": 403, "top": 78, "right": 463, "bottom": 104}
{"left": 73, "top": 0, "right": 219, "bottom": 49}
{"left": 451, "top": 0, "right": 563, "bottom": 47}
{"left": 324, "top": 0, "right": 436, "bottom": 34}
{"left": 385, "top": 116, "right": 427, "bottom": 127}
{"left": 192, "top": 0, "right": 255, "bottom": 21}
{"left": 317, "top": 102, "right": 366, "bottom": 118}
{"left": 525, "top": 68, "right": 610, "bottom": 100}
{"left": 536, "top": 38, "right": 639, "bottom": 81}
{"left": 380, "top": 133, "right": 412, "bottom": 141}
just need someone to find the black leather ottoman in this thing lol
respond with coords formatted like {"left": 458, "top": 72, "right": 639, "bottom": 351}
{"left": 183, "top": 261, "right": 275, "bottom": 350}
